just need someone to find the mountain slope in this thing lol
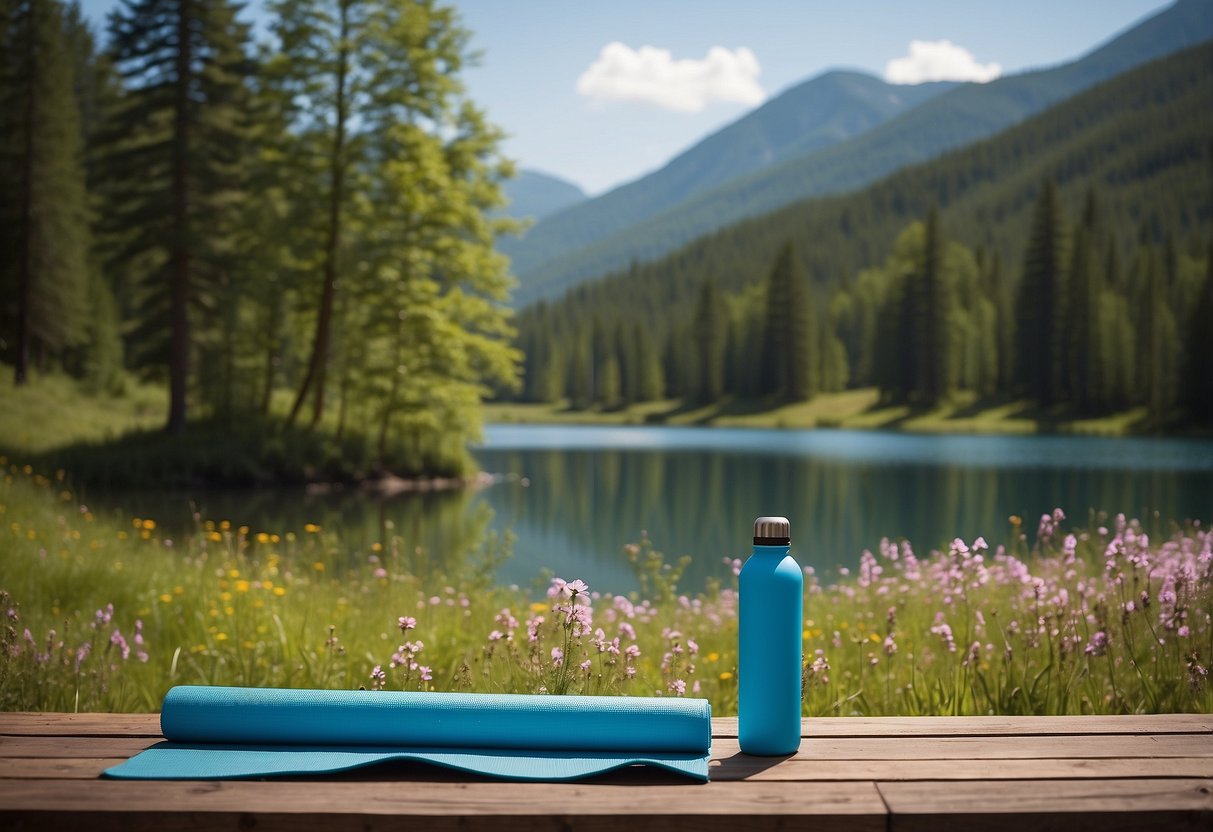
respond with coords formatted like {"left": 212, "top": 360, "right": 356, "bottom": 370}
{"left": 498, "top": 170, "right": 587, "bottom": 222}
{"left": 518, "top": 42, "right": 1213, "bottom": 350}
{"left": 503, "top": 72, "right": 955, "bottom": 277}
{"left": 517, "top": 0, "right": 1213, "bottom": 305}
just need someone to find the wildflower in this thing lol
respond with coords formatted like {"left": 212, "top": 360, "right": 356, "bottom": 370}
{"left": 397, "top": 616, "right": 416, "bottom": 632}
{"left": 110, "top": 629, "right": 131, "bottom": 661}
{"left": 418, "top": 666, "right": 432, "bottom": 682}
{"left": 1085, "top": 631, "right": 1109, "bottom": 657}
{"left": 719, "top": 671, "right": 734, "bottom": 681}
{"left": 566, "top": 579, "right": 589, "bottom": 597}
{"left": 580, "top": 659, "right": 592, "bottom": 673}
{"left": 883, "top": 635, "right": 897, "bottom": 656}
{"left": 526, "top": 615, "right": 545, "bottom": 643}
{"left": 668, "top": 679, "right": 687, "bottom": 696}
{"left": 687, "top": 638, "right": 699, "bottom": 655}
{"left": 930, "top": 615, "right": 956, "bottom": 652}
{"left": 551, "top": 647, "right": 564, "bottom": 667}
{"left": 625, "top": 644, "right": 641, "bottom": 659}
{"left": 370, "top": 665, "right": 386, "bottom": 690}
{"left": 488, "top": 630, "right": 504, "bottom": 642}
{"left": 1178, "top": 625, "right": 1191, "bottom": 638}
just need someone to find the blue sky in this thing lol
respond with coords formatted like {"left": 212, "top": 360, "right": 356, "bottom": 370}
{"left": 80, "top": 0, "right": 1173, "bottom": 195}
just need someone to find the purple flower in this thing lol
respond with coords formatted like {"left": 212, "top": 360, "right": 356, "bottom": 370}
{"left": 369, "top": 665, "right": 386, "bottom": 690}
{"left": 418, "top": 666, "right": 432, "bottom": 682}
{"left": 551, "top": 647, "right": 564, "bottom": 667}
{"left": 1084, "top": 631, "right": 1108, "bottom": 657}
{"left": 398, "top": 616, "right": 416, "bottom": 631}
{"left": 668, "top": 679, "right": 687, "bottom": 696}
{"left": 488, "top": 630, "right": 504, "bottom": 642}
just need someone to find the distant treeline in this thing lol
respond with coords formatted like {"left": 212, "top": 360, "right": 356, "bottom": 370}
{"left": 511, "top": 43, "right": 1213, "bottom": 425}
{"left": 0, "top": 0, "right": 518, "bottom": 474}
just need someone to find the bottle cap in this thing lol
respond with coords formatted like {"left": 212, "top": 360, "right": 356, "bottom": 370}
{"left": 753, "top": 516, "right": 790, "bottom": 546}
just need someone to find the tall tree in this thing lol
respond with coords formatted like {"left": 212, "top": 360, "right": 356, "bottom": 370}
{"left": 911, "top": 205, "right": 954, "bottom": 403}
{"left": 1185, "top": 246, "right": 1213, "bottom": 423}
{"left": 1140, "top": 249, "right": 1181, "bottom": 423}
{"left": 1015, "top": 179, "right": 1068, "bottom": 406}
{"left": 0, "top": 0, "right": 89, "bottom": 384}
{"left": 692, "top": 279, "right": 725, "bottom": 402}
{"left": 99, "top": 0, "right": 252, "bottom": 432}
{"left": 760, "top": 242, "right": 814, "bottom": 401}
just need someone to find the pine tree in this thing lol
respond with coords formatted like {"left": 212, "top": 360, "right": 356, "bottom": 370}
{"left": 911, "top": 205, "right": 954, "bottom": 403}
{"left": 0, "top": 0, "right": 89, "bottom": 384}
{"left": 760, "top": 242, "right": 814, "bottom": 400}
{"left": 633, "top": 322, "right": 663, "bottom": 402}
{"left": 1065, "top": 225, "right": 1099, "bottom": 413}
{"left": 692, "top": 280, "right": 725, "bottom": 402}
{"left": 1183, "top": 245, "right": 1213, "bottom": 423}
{"left": 1015, "top": 179, "right": 1068, "bottom": 406}
{"left": 98, "top": 0, "right": 252, "bottom": 432}
{"left": 1140, "top": 251, "right": 1181, "bottom": 423}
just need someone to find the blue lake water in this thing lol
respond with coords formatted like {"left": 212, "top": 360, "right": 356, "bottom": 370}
{"left": 89, "top": 426, "right": 1213, "bottom": 595}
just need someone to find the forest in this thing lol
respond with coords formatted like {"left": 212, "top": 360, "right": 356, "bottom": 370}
{"left": 512, "top": 43, "right": 1213, "bottom": 427}
{"left": 0, "top": 0, "right": 520, "bottom": 477}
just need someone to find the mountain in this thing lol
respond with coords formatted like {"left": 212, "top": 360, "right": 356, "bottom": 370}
{"left": 502, "top": 72, "right": 956, "bottom": 282}
{"left": 499, "top": 170, "right": 587, "bottom": 222}
{"left": 518, "top": 41, "right": 1213, "bottom": 359}
{"left": 515, "top": 0, "right": 1213, "bottom": 305}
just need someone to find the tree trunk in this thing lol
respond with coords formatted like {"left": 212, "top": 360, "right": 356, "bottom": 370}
{"left": 14, "top": 0, "right": 39, "bottom": 387}
{"left": 288, "top": 0, "right": 349, "bottom": 428}
{"left": 166, "top": 1, "right": 192, "bottom": 434}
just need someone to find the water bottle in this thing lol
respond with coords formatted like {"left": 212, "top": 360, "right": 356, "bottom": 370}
{"left": 739, "top": 516, "right": 803, "bottom": 755}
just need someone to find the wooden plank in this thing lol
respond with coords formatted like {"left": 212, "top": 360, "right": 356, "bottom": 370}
{"left": 4, "top": 732, "right": 1211, "bottom": 762}
{"left": 0, "top": 713, "right": 161, "bottom": 737}
{"left": 716, "top": 714, "right": 1213, "bottom": 738}
{"left": 0, "top": 779, "right": 889, "bottom": 832}
{"left": 5, "top": 754, "right": 1212, "bottom": 784}
{"left": 711, "top": 756, "right": 1213, "bottom": 782}
{"left": 880, "top": 778, "right": 1213, "bottom": 832}
{"left": 4, "top": 712, "right": 1209, "bottom": 739}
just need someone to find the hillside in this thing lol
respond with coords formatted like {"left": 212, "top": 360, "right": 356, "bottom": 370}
{"left": 515, "top": 0, "right": 1213, "bottom": 304}
{"left": 503, "top": 71, "right": 955, "bottom": 282}
{"left": 517, "top": 41, "right": 1213, "bottom": 366}
{"left": 498, "top": 170, "right": 587, "bottom": 222}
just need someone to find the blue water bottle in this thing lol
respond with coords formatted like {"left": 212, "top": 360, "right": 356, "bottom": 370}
{"left": 739, "top": 516, "right": 803, "bottom": 755}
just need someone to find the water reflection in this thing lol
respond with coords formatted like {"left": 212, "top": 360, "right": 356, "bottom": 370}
{"left": 81, "top": 427, "right": 1213, "bottom": 595}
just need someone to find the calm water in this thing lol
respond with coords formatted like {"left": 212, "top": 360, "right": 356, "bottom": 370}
{"left": 85, "top": 426, "right": 1213, "bottom": 594}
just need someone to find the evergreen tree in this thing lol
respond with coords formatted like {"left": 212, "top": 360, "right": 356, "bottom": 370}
{"left": 1065, "top": 225, "right": 1100, "bottom": 413}
{"left": 760, "top": 243, "right": 814, "bottom": 400}
{"left": 692, "top": 279, "right": 725, "bottom": 402}
{"left": 1184, "top": 246, "right": 1213, "bottom": 423}
{"left": 911, "top": 205, "right": 954, "bottom": 403}
{"left": 632, "top": 322, "right": 664, "bottom": 402}
{"left": 1015, "top": 179, "right": 1068, "bottom": 406}
{"left": 0, "top": 0, "right": 90, "bottom": 384}
{"left": 1140, "top": 250, "right": 1181, "bottom": 423}
{"left": 98, "top": 0, "right": 252, "bottom": 432}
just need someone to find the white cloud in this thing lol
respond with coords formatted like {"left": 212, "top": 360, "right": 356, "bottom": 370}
{"left": 576, "top": 42, "right": 765, "bottom": 113}
{"left": 884, "top": 39, "right": 1002, "bottom": 85}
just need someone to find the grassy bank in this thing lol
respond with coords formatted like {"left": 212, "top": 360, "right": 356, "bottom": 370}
{"left": 2, "top": 459, "right": 1209, "bottom": 715}
{"left": 486, "top": 389, "right": 1155, "bottom": 435}
{"left": 0, "top": 372, "right": 472, "bottom": 487}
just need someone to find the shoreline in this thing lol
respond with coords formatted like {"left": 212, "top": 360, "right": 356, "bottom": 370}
{"left": 484, "top": 389, "right": 1208, "bottom": 439}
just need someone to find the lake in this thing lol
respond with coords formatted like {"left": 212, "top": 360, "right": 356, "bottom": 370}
{"left": 84, "top": 426, "right": 1213, "bottom": 594}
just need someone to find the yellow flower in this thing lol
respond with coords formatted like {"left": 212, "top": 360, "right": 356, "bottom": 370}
{"left": 159, "top": 593, "right": 173, "bottom": 604}
{"left": 255, "top": 532, "right": 270, "bottom": 544}
{"left": 140, "top": 529, "right": 150, "bottom": 540}
{"left": 215, "top": 633, "right": 228, "bottom": 641}
{"left": 706, "top": 652, "right": 720, "bottom": 663}
{"left": 220, "top": 592, "right": 232, "bottom": 602}
{"left": 220, "top": 520, "right": 231, "bottom": 531}
{"left": 273, "top": 587, "right": 286, "bottom": 597}
{"left": 26, "top": 529, "right": 36, "bottom": 540}
{"left": 228, "top": 568, "right": 241, "bottom": 578}
{"left": 207, "top": 531, "right": 221, "bottom": 542}
{"left": 371, "top": 542, "right": 383, "bottom": 552}
{"left": 204, "top": 520, "right": 215, "bottom": 532}
{"left": 718, "top": 672, "right": 734, "bottom": 681}
{"left": 235, "top": 580, "right": 250, "bottom": 593}
{"left": 242, "top": 641, "right": 256, "bottom": 650}
{"left": 173, "top": 585, "right": 184, "bottom": 596}
{"left": 312, "top": 561, "right": 325, "bottom": 572}
{"left": 238, "top": 525, "right": 249, "bottom": 536}
{"left": 869, "top": 633, "right": 881, "bottom": 643}
{"left": 285, "top": 532, "right": 296, "bottom": 542}
{"left": 224, "top": 606, "right": 235, "bottom": 616}
{"left": 141, "top": 519, "right": 156, "bottom": 531}
{"left": 59, "top": 490, "right": 72, "bottom": 502}
{"left": 270, "top": 534, "right": 280, "bottom": 544}
{"left": 304, "top": 523, "right": 321, "bottom": 534}
{"left": 132, "top": 517, "right": 142, "bottom": 529}
{"left": 529, "top": 602, "right": 547, "bottom": 614}
{"left": 261, "top": 580, "right": 273, "bottom": 590}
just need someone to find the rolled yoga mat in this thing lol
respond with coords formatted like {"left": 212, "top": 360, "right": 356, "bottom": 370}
{"left": 103, "top": 686, "right": 713, "bottom": 782}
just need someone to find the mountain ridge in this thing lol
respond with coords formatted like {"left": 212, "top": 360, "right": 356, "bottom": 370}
{"left": 515, "top": 0, "right": 1213, "bottom": 306}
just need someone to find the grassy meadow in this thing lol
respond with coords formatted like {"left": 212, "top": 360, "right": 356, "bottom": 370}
{"left": 2, "top": 455, "right": 1209, "bottom": 715}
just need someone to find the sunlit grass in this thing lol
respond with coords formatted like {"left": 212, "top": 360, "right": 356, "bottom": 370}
{"left": 1, "top": 459, "right": 1209, "bottom": 715}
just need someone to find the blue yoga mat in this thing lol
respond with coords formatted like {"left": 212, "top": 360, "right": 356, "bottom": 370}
{"left": 103, "top": 686, "right": 712, "bottom": 782}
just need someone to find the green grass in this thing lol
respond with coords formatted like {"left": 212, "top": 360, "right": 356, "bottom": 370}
{"left": 2, "top": 460, "right": 1208, "bottom": 715}
{"left": 486, "top": 390, "right": 1154, "bottom": 435}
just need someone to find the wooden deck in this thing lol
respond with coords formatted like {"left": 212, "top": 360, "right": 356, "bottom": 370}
{"left": 0, "top": 712, "right": 1210, "bottom": 830}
